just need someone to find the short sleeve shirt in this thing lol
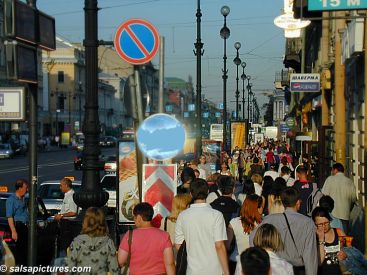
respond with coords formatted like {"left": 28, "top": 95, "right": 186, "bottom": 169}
{"left": 60, "top": 189, "right": 78, "bottom": 217}
{"left": 119, "top": 227, "right": 172, "bottom": 275}
{"left": 175, "top": 203, "right": 227, "bottom": 275}
{"left": 293, "top": 180, "right": 313, "bottom": 216}
{"left": 6, "top": 194, "right": 29, "bottom": 223}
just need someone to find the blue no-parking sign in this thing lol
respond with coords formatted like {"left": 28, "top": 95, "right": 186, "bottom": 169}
{"left": 114, "top": 19, "right": 159, "bottom": 65}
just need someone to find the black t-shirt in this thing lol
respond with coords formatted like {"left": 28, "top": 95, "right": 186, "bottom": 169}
{"left": 318, "top": 229, "right": 343, "bottom": 275}
{"left": 293, "top": 180, "right": 313, "bottom": 216}
{"left": 210, "top": 196, "right": 239, "bottom": 227}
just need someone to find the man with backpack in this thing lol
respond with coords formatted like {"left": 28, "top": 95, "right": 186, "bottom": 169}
{"left": 293, "top": 166, "right": 323, "bottom": 216}
{"left": 210, "top": 176, "right": 240, "bottom": 227}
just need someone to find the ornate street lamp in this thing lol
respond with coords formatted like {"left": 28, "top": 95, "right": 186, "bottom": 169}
{"left": 73, "top": 0, "right": 109, "bottom": 210}
{"left": 194, "top": 0, "right": 204, "bottom": 159}
{"left": 233, "top": 42, "right": 241, "bottom": 121}
{"left": 246, "top": 75, "right": 251, "bottom": 122}
{"left": 249, "top": 84, "right": 254, "bottom": 123}
{"left": 220, "top": 5, "right": 230, "bottom": 152}
{"left": 78, "top": 81, "right": 83, "bottom": 130}
{"left": 240, "top": 62, "right": 246, "bottom": 120}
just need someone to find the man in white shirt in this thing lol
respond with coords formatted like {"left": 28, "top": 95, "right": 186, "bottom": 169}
{"left": 55, "top": 177, "right": 78, "bottom": 256}
{"left": 175, "top": 178, "right": 230, "bottom": 275}
{"left": 322, "top": 163, "right": 357, "bottom": 233}
{"left": 280, "top": 166, "right": 295, "bottom": 186}
{"left": 263, "top": 164, "right": 279, "bottom": 181}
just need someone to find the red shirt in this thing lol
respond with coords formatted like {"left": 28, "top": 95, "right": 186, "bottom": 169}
{"left": 120, "top": 227, "right": 172, "bottom": 275}
{"left": 266, "top": 151, "right": 275, "bottom": 163}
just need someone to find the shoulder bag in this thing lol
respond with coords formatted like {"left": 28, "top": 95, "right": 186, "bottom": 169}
{"left": 283, "top": 213, "right": 305, "bottom": 274}
{"left": 176, "top": 241, "right": 187, "bottom": 275}
{"left": 122, "top": 229, "right": 133, "bottom": 275}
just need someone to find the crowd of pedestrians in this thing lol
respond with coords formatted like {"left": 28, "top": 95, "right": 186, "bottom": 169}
{"left": 148, "top": 140, "right": 364, "bottom": 275}
{"left": 3, "top": 139, "right": 367, "bottom": 275}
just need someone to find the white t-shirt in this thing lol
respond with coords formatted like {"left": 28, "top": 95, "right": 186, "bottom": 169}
{"left": 175, "top": 203, "right": 227, "bottom": 275}
{"left": 60, "top": 189, "right": 78, "bottom": 218}
{"left": 254, "top": 182, "right": 263, "bottom": 196}
{"left": 264, "top": 170, "right": 279, "bottom": 181}
{"left": 282, "top": 175, "right": 296, "bottom": 186}
{"left": 230, "top": 217, "right": 250, "bottom": 254}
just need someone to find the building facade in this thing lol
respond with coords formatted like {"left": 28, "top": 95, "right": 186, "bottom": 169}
{"left": 283, "top": 5, "right": 367, "bottom": 251}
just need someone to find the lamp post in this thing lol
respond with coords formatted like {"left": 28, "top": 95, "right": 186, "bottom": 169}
{"left": 240, "top": 62, "right": 246, "bottom": 120}
{"left": 194, "top": 0, "right": 204, "bottom": 159}
{"left": 246, "top": 75, "right": 251, "bottom": 121}
{"left": 56, "top": 109, "right": 60, "bottom": 136}
{"left": 220, "top": 5, "right": 230, "bottom": 152}
{"left": 233, "top": 42, "right": 241, "bottom": 121}
{"left": 249, "top": 84, "right": 253, "bottom": 123}
{"left": 78, "top": 81, "right": 83, "bottom": 131}
{"left": 73, "top": 0, "right": 108, "bottom": 210}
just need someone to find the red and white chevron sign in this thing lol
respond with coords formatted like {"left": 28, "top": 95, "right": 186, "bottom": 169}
{"left": 142, "top": 164, "right": 177, "bottom": 221}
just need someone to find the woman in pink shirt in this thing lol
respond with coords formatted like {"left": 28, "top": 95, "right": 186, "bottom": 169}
{"left": 118, "top": 202, "right": 175, "bottom": 275}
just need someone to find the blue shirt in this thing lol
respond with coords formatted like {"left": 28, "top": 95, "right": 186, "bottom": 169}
{"left": 6, "top": 194, "right": 29, "bottom": 223}
{"left": 330, "top": 213, "right": 344, "bottom": 230}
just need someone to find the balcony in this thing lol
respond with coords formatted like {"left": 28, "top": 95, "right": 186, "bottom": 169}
{"left": 283, "top": 39, "right": 302, "bottom": 72}
{"left": 275, "top": 69, "right": 291, "bottom": 87}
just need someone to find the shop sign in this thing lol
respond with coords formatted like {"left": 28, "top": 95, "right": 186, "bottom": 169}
{"left": 290, "top": 73, "right": 320, "bottom": 93}
{"left": 285, "top": 117, "right": 296, "bottom": 127}
{"left": 309, "top": 0, "right": 367, "bottom": 11}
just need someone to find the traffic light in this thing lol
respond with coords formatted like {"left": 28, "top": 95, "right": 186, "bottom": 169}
{"left": 4, "top": 40, "right": 37, "bottom": 83}
{"left": 3, "top": 0, "right": 56, "bottom": 82}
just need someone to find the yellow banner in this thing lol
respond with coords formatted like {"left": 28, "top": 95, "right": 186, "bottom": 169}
{"left": 231, "top": 122, "right": 246, "bottom": 151}
{"left": 61, "top": 132, "right": 70, "bottom": 145}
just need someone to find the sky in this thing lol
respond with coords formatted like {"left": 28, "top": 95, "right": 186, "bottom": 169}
{"left": 37, "top": 0, "right": 285, "bottom": 113}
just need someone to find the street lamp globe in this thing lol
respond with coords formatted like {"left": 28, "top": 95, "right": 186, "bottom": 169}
{"left": 221, "top": 5, "right": 230, "bottom": 17}
{"left": 233, "top": 56, "right": 241, "bottom": 65}
{"left": 241, "top": 62, "right": 246, "bottom": 69}
{"left": 234, "top": 41, "right": 241, "bottom": 50}
{"left": 220, "top": 26, "right": 230, "bottom": 39}
{"left": 247, "top": 75, "right": 251, "bottom": 80}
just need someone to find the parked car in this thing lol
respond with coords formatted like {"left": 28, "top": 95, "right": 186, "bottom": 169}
{"left": 104, "top": 155, "right": 117, "bottom": 173}
{"left": 0, "top": 143, "right": 14, "bottom": 159}
{"left": 100, "top": 174, "right": 116, "bottom": 213}
{"left": 0, "top": 190, "right": 58, "bottom": 265}
{"left": 37, "top": 180, "right": 82, "bottom": 216}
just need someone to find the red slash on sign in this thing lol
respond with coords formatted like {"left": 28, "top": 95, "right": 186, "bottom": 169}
{"left": 114, "top": 18, "right": 160, "bottom": 65}
{"left": 143, "top": 164, "right": 177, "bottom": 225}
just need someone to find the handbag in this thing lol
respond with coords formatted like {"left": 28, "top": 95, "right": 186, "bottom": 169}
{"left": 122, "top": 230, "right": 133, "bottom": 275}
{"left": 176, "top": 241, "right": 187, "bottom": 275}
{"left": 2, "top": 240, "right": 15, "bottom": 275}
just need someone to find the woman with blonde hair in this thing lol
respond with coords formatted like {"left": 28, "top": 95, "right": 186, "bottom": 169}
{"left": 68, "top": 207, "right": 119, "bottom": 275}
{"left": 160, "top": 194, "right": 191, "bottom": 245}
{"left": 252, "top": 223, "right": 293, "bottom": 275}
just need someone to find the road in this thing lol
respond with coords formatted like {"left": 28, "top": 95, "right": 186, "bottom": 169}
{"left": 0, "top": 147, "right": 117, "bottom": 191}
